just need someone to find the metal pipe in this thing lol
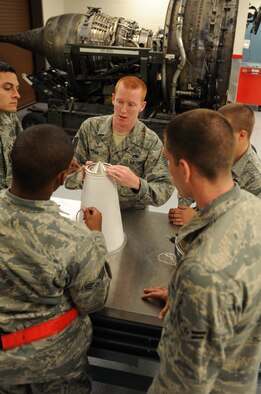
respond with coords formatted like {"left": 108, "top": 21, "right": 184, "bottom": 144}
{"left": 176, "top": 90, "right": 201, "bottom": 97}
{"left": 170, "top": 0, "right": 187, "bottom": 113}
{"left": 161, "top": 0, "right": 175, "bottom": 102}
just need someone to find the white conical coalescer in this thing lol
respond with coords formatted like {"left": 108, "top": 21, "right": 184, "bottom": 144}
{"left": 80, "top": 161, "right": 126, "bottom": 254}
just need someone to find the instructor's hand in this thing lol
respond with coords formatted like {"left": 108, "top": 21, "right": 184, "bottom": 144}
{"left": 107, "top": 164, "right": 140, "bottom": 190}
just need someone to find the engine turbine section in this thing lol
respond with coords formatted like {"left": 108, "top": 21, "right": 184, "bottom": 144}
{"left": 0, "top": 0, "right": 239, "bottom": 115}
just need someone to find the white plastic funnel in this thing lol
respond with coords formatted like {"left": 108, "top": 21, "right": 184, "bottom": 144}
{"left": 80, "top": 162, "right": 126, "bottom": 254}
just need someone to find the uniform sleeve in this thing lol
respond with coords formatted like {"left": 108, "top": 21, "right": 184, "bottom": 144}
{"left": 177, "top": 195, "right": 195, "bottom": 207}
{"left": 150, "top": 264, "right": 235, "bottom": 394}
{"left": 234, "top": 149, "right": 261, "bottom": 198}
{"left": 15, "top": 116, "right": 23, "bottom": 134}
{"left": 64, "top": 170, "right": 83, "bottom": 189}
{"left": 135, "top": 137, "right": 174, "bottom": 206}
{"left": 0, "top": 141, "right": 6, "bottom": 190}
{"left": 1, "top": 114, "right": 23, "bottom": 189}
{"left": 67, "top": 231, "right": 112, "bottom": 315}
{"left": 244, "top": 177, "right": 261, "bottom": 198}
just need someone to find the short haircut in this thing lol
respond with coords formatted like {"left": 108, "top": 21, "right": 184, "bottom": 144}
{"left": 164, "top": 109, "right": 236, "bottom": 180}
{"left": 0, "top": 61, "right": 16, "bottom": 74}
{"left": 10, "top": 124, "right": 73, "bottom": 191}
{"left": 218, "top": 102, "right": 255, "bottom": 139}
{"left": 114, "top": 76, "right": 147, "bottom": 101}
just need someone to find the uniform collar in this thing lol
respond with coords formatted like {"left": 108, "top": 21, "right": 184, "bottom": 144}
{"left": 176, "top": 184, "right": 241, "bottom": 244}
{"left": 2, "top": 189, "right": 62, "bottom": 214}
{"left": 98, "top": 115, "right": 145, "bottom": 152}
{"left": 232, "top": 145, "right": 252, "bottom": 178}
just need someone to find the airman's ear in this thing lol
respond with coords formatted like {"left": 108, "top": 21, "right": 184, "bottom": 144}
{"left": 54, "top": 171, "right": 67, "bottom": 189}
{"left": 111, "top": 93, "right": 115, "bottom": 105}
{"left": 140, "top": 101, "right": 147, "bottom": 112}
{"left": 60, "top": 171, "right": 68, "bottom": 186}
{"left": 179, "top": 159, "right": 191, "bottom": 183}
{"left": 238, "top": 129, "right": 248, "bottom": 141}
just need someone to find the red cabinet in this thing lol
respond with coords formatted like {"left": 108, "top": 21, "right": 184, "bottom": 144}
{"left": 236, "top": 67, "right": 261, "bottom": 105}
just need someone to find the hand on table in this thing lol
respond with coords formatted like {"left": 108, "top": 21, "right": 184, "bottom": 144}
{"left": 142, "top": 286, "right": 169, "bottom": 320}
{"left": 168, "top": 206, "right": 197, "bottom": 226}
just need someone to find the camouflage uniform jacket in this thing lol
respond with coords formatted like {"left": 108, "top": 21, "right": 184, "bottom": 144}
{"left": 232, "top": 144, "right": 261, "bottom": 197}
{"left": 0, "top": 113, "right": 22, "bottom": 190}
{"left": 178, "top": 144, "right": 261, "bottom": 206}
{"left": 0, "top": 189, "right": 111, "bottom": 385}
{"left": 149, "top": 184, "right": 261, "bottom": 394}
{"left": 65, "top": 115, "right": 174, "bottom": 209}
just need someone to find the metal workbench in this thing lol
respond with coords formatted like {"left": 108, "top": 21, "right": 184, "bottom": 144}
{"left": 89, "top": 209, "right": 177, "bottom": 391}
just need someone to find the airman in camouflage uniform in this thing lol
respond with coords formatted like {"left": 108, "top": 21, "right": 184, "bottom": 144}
{"left": 0, "top": 124, "right": 111, "bottom": 393}
{"left": 0, "top": 62, "right": 22, "bottom": 190}
{"left": 177, "top": 143, "right": 261, "bottom": 207}
{"left": 148, "top": 109, "right": 261, "bottom": 394}
{"left": 169, "top": 102, "right": 261, "bottom": 225}
{"left": 65, "top": 76, "right": 174, "bottom": 210}
{"left": 231, "top": 140, "right": 261, "bottom": 196}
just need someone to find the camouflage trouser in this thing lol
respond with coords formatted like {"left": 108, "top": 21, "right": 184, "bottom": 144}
{"left": 0, "top": 371, "right": 92, "bottom": 393}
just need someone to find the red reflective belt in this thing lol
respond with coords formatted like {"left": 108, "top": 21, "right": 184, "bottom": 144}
{"left": 1, "top": 307, "right": 78, "bottom": 350}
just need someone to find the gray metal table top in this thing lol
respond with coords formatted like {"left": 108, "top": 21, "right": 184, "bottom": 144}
{"left": 99, "top": 209, "right": 178, "bottom": 328}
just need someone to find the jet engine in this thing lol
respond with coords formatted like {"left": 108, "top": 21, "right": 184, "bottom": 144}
{"left": 0, "top": 0, "right": 239, "bottom": 133}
